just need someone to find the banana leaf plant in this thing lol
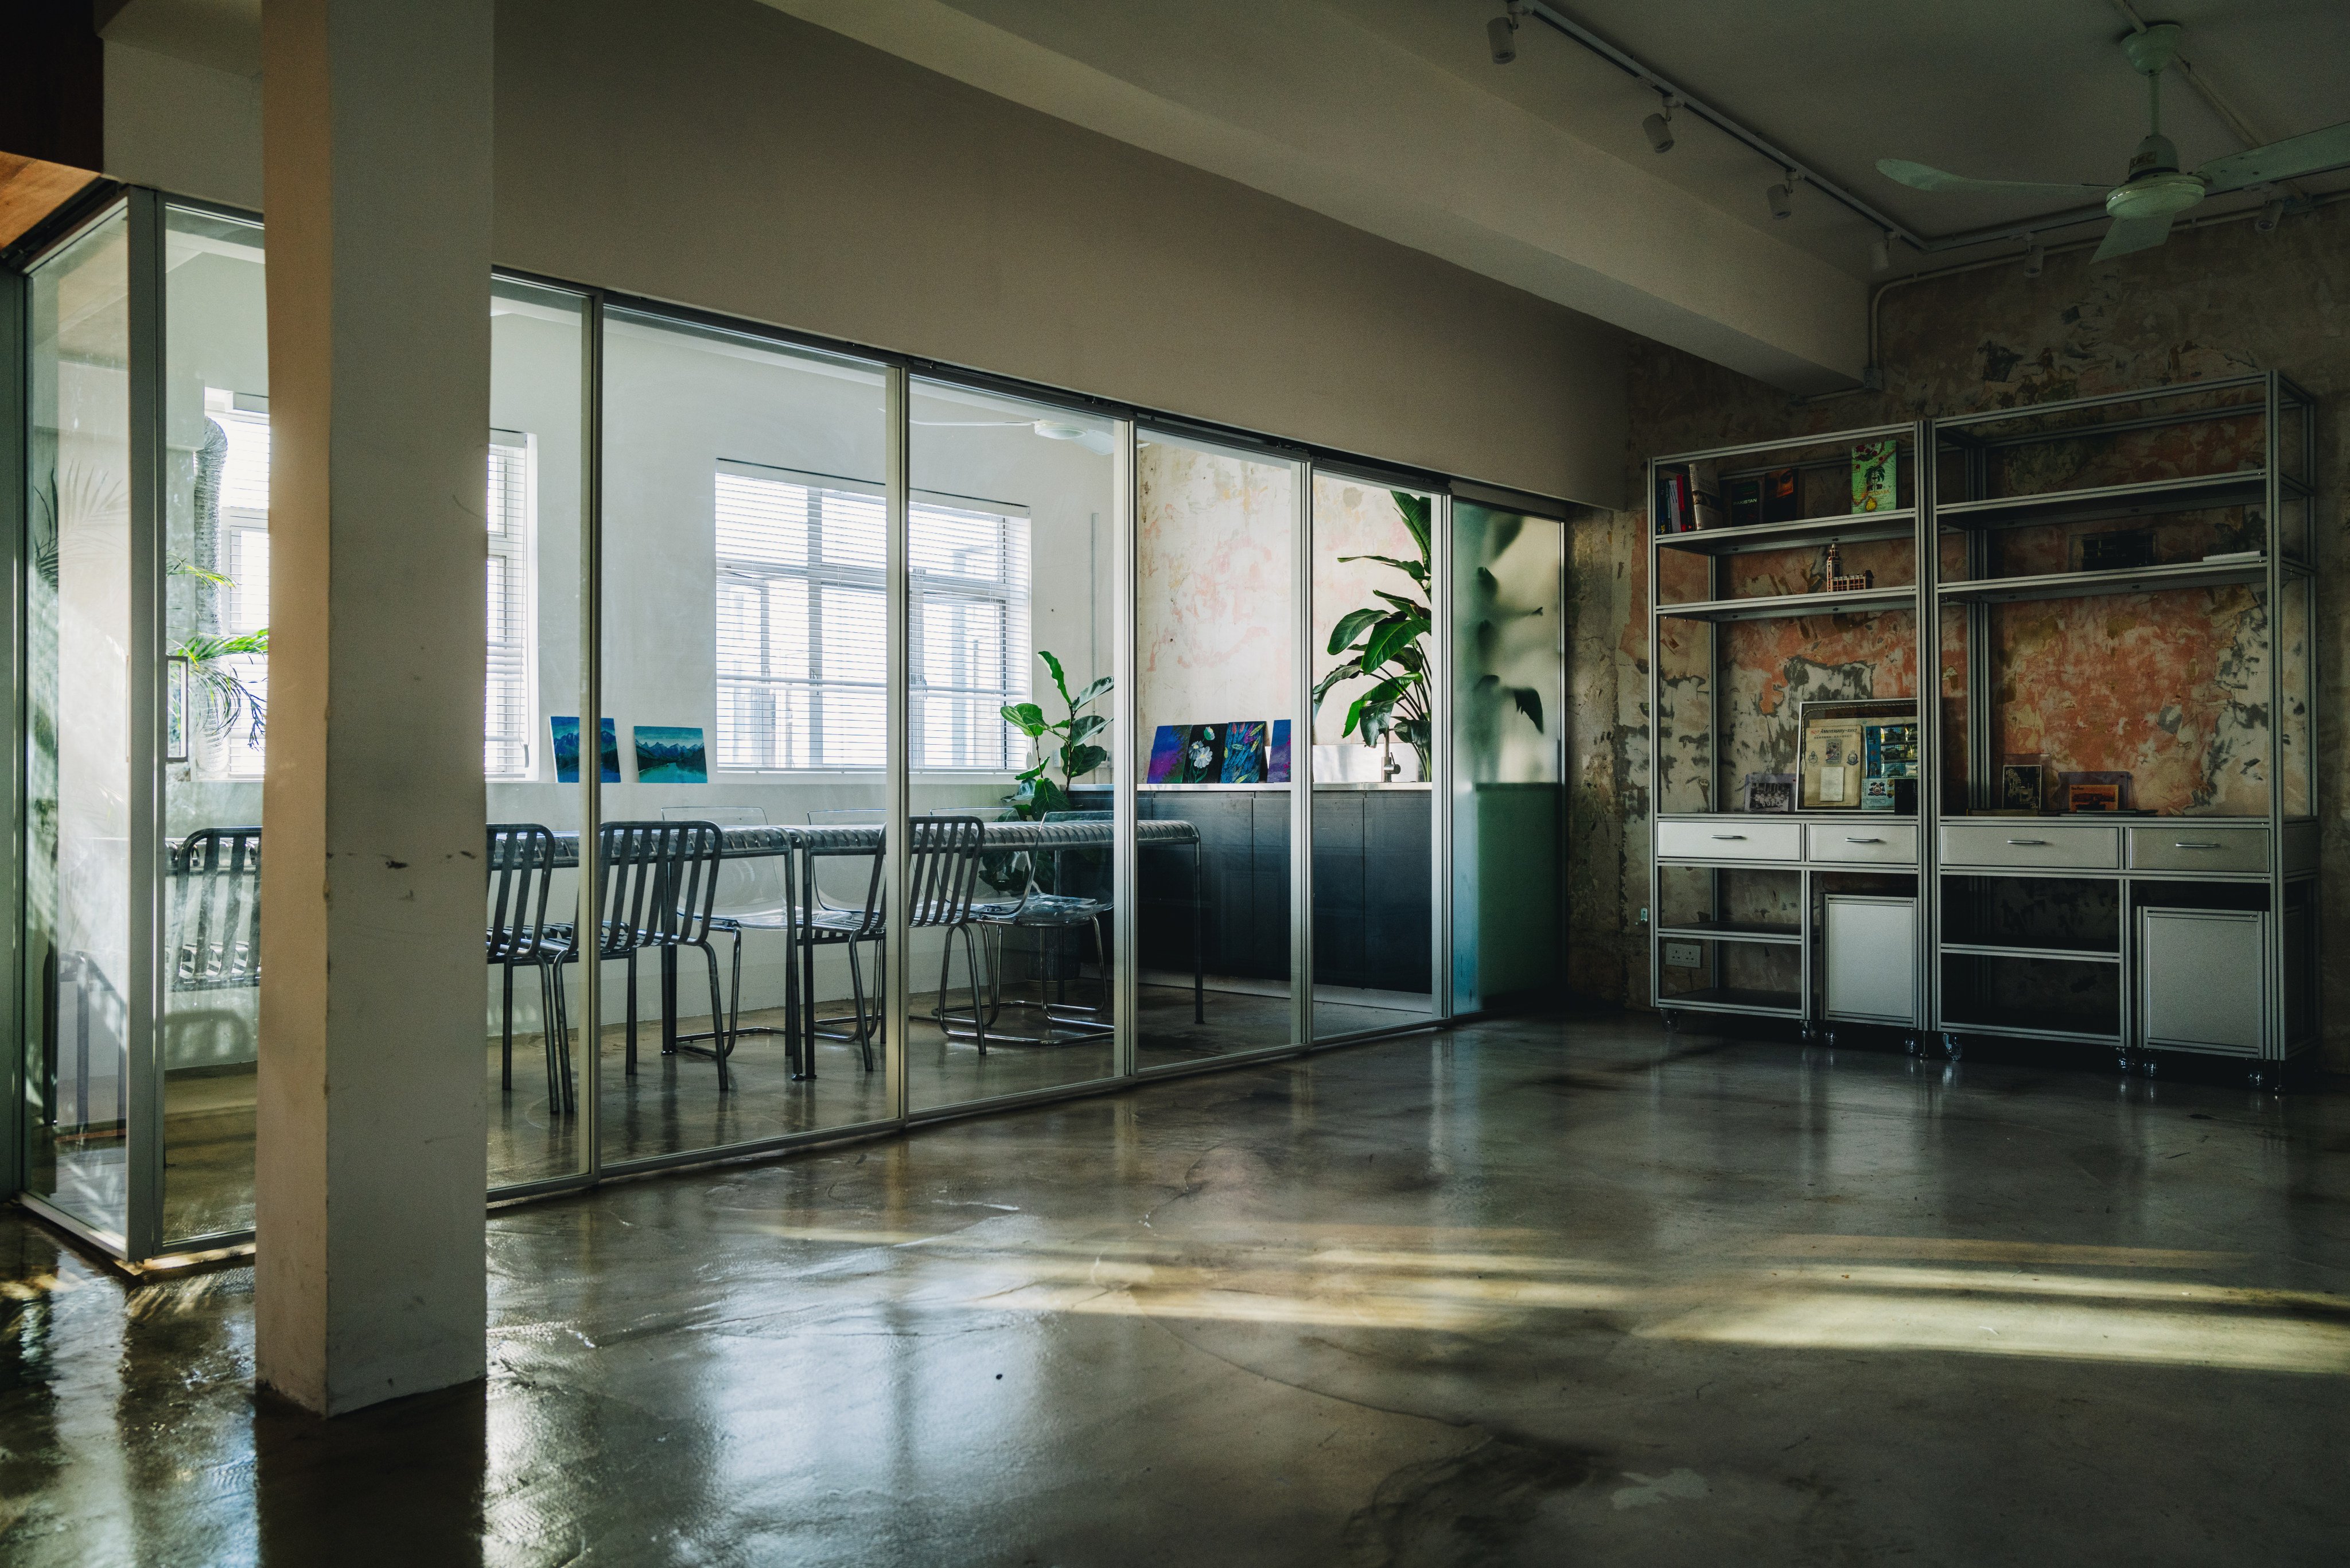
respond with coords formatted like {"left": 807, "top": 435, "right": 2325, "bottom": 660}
{"left": 996, "top": 651, "right": 1111, "bottom": 890}
{"left": 176, "top": 628, "right": 270, "bottom": 749}
{"left": 1313, "top": 490, "right": 1435, "bottom": 779}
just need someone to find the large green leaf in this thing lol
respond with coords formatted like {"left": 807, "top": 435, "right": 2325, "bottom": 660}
{"left": 1511, "top": 687, "right": 1545, "bottom": 732}
{"left": 1390, "top": 490, "right": 1432, "bottom": 562}
{"left": 1064, "top": 742, "right": 1109, "bottom": 779}
{"left": 1065, "top": 712, "right": 1107, "bottom": 746}
{"left": 1371, "top": 589, "right": 1427, "bottom": 617}
{"left": 1311, "top": 664, "right": 1357, "bottom": 703}
{"left": 1325, "top": 606, "right": 1384, "bottom": 656}
{"left": 1037, "top": 649, "right": 1072, "bottom": 706}
{"left": 1069, "top": 675, "right": 1112, "bottom": 711}
{"left": 1001, "top": 701, "right": 1048, "bottom": 736}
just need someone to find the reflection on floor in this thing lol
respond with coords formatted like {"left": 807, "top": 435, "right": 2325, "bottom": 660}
{"left": 103, "top": 981, "right": 1417, "bottom": 1226}
{"left": 6, "top": 1013, "right": 2345, "bottom": 1563}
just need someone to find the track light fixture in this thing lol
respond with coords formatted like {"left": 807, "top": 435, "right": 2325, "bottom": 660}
{"left": 1869, "top": 232, "right": 1890, "bottom": 273}
{"left": 1488, "top": 1, "right": 1523, "bottom": 65}
{"left": 1643, "top": 92, "right": 1676, "bottom": 154}
{"left": 1767, "top": 172, "right": 1799, "bottom": 220}
{"left": 2256, "top": 194, "right": 2287, "bottom": 233}
{"left": 2024, "top": 239, "right": 2045, "bottom": 278}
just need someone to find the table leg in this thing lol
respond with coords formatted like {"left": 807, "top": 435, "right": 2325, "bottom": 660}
{"left": 1192, "top": 840, "right": 1205, "bottom": 1024}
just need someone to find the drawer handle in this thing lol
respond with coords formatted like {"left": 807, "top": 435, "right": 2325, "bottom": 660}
{"left": 1845, "top": 836, "right": 1885, "bottom": 844}
{"left": 1711, "top": 834, "right": 1747, "bottom": 841}
{"left": 2006, "top": 838, "right": 2047, "bottom": 846}
{"left": 2173, "top": 841, "right": 2221, "bottom": 849}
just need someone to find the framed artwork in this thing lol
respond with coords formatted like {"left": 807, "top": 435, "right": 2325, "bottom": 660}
{"left": 551, "top": 717, "right": 622, "bottom": 783}
{"left": 1999, "top": 761, "right": 2044, "bottom": 814}
{"left": 2060, "top": 770, "right": 2131, "bottom": 813}
{"left": 632, "top": 725, "right": 708, "bottom": 783}
{"left": 1741, "top": 772, "right": 1796, "bottom": 813}
{"left": 1799, "top": 697, "right": 1917, "bottom": 811}
{"left": 165, "top": 655, "right": 190, "bottom": 764}
{"left": 1179, "top": 724, "right": 1226, "bottom": 783}
{"left": 1146, "top": 725, "right": 1185, "bottom": 783}
{"left": 1268, "top": 719, "right": 1292, "bottom": 784}
{"left": 1220, "top": 720, "right": 1269, "bottom": 783}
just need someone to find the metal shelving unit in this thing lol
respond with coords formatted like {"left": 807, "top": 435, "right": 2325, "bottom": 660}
{"left": 1645, "top": 421, "right": 1931, "bottom": 1044}
{"left": 1645, "top": 376, "right": 2321, "bottom": 1087}
{"left": 1930, "top": 373, "right": 2319, "bottom": 1085}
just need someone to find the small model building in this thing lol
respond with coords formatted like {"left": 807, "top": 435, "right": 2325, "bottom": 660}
{"left": 1820, "top": 539, "right": 1874, "bottom": 593}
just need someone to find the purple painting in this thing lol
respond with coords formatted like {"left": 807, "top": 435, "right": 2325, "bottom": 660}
{"left": 1267, "top": 719, "right": 1291, "bottom": 783}
{"left": 1146, "top": 725, "right": 1185, "bottom": 784}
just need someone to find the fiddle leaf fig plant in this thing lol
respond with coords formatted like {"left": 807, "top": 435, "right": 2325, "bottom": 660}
{"left": 1001, "top": 649, "right": 1111, "bottom": 821}
{"left": 1313, "top": 490, "right": 1435, "bottom": 779}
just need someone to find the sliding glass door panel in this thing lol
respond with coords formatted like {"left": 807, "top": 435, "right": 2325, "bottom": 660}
{"left": 904, "top": 380, "right": 1119, "bottom": 1110}
{"left": 155, "top": 204, "right": 271, "bottom": 1241}
{"left": 1449, "top": 503, "right": 1565, "bottom": 1015}
{"left": 1310, "top": 474, "right": 1441, "bottom": 1040}
{"left": 484, "top": 277, "right": 591, "bottom": 1189}
{"left": 598, "top": 309, "right": 894, "bottom": 1164}
{"left": 22, "top": 207, "right": 136, "bottom": 1246}
{"left": 1133, "top": 431, "right": 1301, "bottom": 1066}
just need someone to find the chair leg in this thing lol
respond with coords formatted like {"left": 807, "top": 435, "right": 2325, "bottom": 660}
{"left": 625, "top": 950, "right": 638, "bottom": 1078}
{"left": 961, "top": 924, "right": 988, "bottom": 1056}
{"left": 501, "top": 964, "right": 515, "bottom": 1091}
{"left": 701, "top": 941, "right": 730, "bottom": 1092}
{"left": 845, "top": 940, "right": 871, "bottom": 1074}
{"left": 550, "top": 960, "right": 575, "bottom": 1114}
{"left": 536, "top": 963, "right": 560, "bottom": 1112}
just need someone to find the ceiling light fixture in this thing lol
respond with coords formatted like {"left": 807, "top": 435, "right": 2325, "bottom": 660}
{"left": 1643, "top": 92, "right": 1676, "bottom": 154}
{"left": 1488, "top": 1, "right": 1523, "bottom": 65}
{"left": 1767, "top": 172, "right": 1799, "bottom": 220}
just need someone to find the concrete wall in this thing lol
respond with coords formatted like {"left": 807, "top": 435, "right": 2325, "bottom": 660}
{"left": 1569, "top": 204, "right": 2350, "bottom": 1070}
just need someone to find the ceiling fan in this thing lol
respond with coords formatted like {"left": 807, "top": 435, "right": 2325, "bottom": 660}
{"left": 1876, "top": 21, "right": 2350, "bottom": 261}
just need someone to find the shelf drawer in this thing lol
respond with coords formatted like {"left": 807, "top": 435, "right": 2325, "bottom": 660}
{"left": 1808, "top": 822, "right": 1917, "bottom": 865}
{"left": 2127, "top": 826, "right": 2269, "bottom": 873}
{"left": 1940, "top": 822, "right": 2117, "bottom": 870}
{"left": 1656, "top": 819, "right": 1803, "bottom": 862}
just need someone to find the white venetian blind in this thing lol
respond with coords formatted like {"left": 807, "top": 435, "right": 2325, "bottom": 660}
{"left": 714, "top": 462, "right": 1029, "bottom": 770}
{"left": 484, "top": 434, "right": 534, "bottom": 777}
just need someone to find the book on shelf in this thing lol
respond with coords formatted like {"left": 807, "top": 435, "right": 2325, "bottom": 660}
{"left": 1762, "top": 466, "right": 1799, "bottom": 523}
{"left": 1850, "top": 439, "right": 1897, "bottom": 513}
{"left": 1657, "top": 468, "right": 1688, "bottom": 534}
{"left": 1687, "top": 461, "right": 1724, "bottom": 531}
{"left": 1727, "top": 475, "right": 1764, "bottom": 528}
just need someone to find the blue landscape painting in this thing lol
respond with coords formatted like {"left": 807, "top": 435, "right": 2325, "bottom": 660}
{"left": 633, "top": 725, "right": 709, "bottom": 783}
{"left": 551, "top": 717, "right": 622, "bottom": 783}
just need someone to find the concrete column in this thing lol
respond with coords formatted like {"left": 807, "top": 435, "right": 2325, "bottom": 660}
{"left": 254, "top": 0, "right": 492, "bottom": 1416}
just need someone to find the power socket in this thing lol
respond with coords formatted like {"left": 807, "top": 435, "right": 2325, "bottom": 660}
{"left": 1664, "top": 941, "right": 1703, "bottom": 969}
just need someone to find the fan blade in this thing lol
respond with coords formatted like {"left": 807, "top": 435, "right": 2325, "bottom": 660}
{"left": 1877, "top": 158, "right": 2108, "bottom": 197}
{"left": 2195, "top": 121, "right": 2350, "bottom": 194}
{"left": 2094, "top": 212, "right": 2175, "bottom": 262}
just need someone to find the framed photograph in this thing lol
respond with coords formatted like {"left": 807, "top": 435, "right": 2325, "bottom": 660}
{"left": 1999, "top": 761, "right": 2044, "bottom": 814}
{"left": 2059, "top": 770, "right": 2131, "bottom": 813}
{"left": 1741, "top": 772, "right": 1796, "bottom": 813}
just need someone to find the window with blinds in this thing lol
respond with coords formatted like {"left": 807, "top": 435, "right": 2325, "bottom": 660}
{"left": 715, "top": 462, "right": 1030, "bottom": 771}
{"left": 484, "top": 434, "right": 535, "bottom": 777}
{"left": 200, "top": 398, "right": 536, "bottom": 779}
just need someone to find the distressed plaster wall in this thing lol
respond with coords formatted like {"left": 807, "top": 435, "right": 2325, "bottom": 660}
{"left": 1572, "top": 203, "right": 2350, "bottom": 1068}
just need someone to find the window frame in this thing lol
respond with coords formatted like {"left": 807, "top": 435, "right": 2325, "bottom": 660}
{"left": 713, "top": 460, "right": 1032, "bottom": 774}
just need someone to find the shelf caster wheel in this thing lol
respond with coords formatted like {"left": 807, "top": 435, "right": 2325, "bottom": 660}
{"left": 1661, "top": 1010, "right": 1679, "bottom": 1033}
{"left": 1904, "top": 1036, "right": 1922, "bottom": 1057}
{"left": 1824, "top": 1030, "right": 1839, "bottom": 1049}
{"left": 2115, "top": 1053, "right": 2133, "bottom": 1076}
{"left": 2139, "top": 1056, "right": 2159, "bottom": 1079}
{"left": 1942, "top": 1032, "right": 1964, "bottom": 1063}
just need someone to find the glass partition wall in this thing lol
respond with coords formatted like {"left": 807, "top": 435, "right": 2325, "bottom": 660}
{"left": 9, "top": 196, "right": 1573, "bottom": 1256}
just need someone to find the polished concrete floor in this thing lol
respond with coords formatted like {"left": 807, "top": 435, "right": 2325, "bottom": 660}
{"left": 3, "top": 1012, "right": 2347, "bottom": 1565}
{"left": 34, "top": 981, "right": 1434, "bottom": 1241}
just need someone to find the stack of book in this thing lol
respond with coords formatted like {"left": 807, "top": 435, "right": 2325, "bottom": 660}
{"left": 1656, "top": 461, "right": 1723, "bottom": 534}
